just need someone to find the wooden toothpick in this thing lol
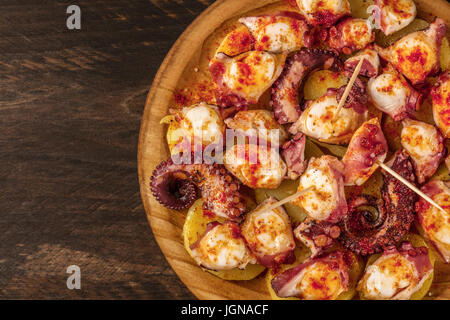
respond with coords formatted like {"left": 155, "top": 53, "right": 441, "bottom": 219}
{"left": 264, "top": 159, "right": 446, "bottom": 215}
{"left": 334, "top": 58, "right": 364, "bottom": 119}
{"left": 377, "top": 160, "right": 447, "bottom": 215}
{"left": 265, "top": 187, "right": 313, "bottom": 212}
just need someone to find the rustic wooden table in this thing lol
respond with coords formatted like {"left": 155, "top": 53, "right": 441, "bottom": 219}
{"left": 0, "top": 0, "right": 215, "bottom": 299}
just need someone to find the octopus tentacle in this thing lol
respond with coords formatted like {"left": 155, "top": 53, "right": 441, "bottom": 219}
{"left": 150, "top": 161, "right": 198, "bottom": 210}
{"left": 150, "top": 154, "right": 247, "bottom": 221}
{"left": 339, "top": 151, "right": 418, "bottom": 255}
{"left": 294, "top": 218, "right": 341, "bottom": 258}
{"left": 270, "top": 48, "right": 342, "bottom": 124}
{"left": 281, "top": 133, "right": 306, "bottom": 180}
{"left": 336, "top": 75, "right": 368, "bottom": 114}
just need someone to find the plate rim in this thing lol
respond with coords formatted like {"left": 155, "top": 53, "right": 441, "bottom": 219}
{"left": 138, "top": 0, "right": 450, "bottom": 300}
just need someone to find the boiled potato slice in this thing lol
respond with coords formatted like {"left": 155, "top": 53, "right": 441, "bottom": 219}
{"left": 160, "top": 115, "right": 184, "bottom": 155}
{"left": 304, "top": 137, "right": 325, "bottom": 158}
{"left": 266, "top": 246, "right": 363, "bottom": 300}
{"left": 413, "top": 98, "right": 435, "bottom": 125}
{"left": 360, "top": 233, "right": 435, "bottom": 300}
{"left": 375, "top": 19, "right": 430, "bottom": 48}
{"left": 431, "top": 139, "right": 450, "bottom": 181}
{"left": 345, "top": 169, "right": 383, "bottom": 201}
{"left": 245, "top": 195, "right": 258, "bottom": 212}
{"left": 362, "top": 170, "right": 383, "bottom": 196}
{"left": 431, "top": 162, "right": 450, "bottom": 182}
{"left": 255, "top": 179, "right": 305, "bottom": 223}
{"left": 216, "top": 25, "right": 252, "bottom": 57}
{"left": 183, "top": 199, "right": 225, "bottom": 248}
{"left": 404, "top": 234, "right": 436, "bottom": 300}
{"left": 382, "top": 115, "right": 403, "bottom": 151}
{"left": 336, "top": 252, "right": 364, "bottom": 300}
{"left": 182, "top": 199, "right": 265, "bottom": 280}
{"left": 310, "top": 139, "right": 348, "bottom": 158}
{"left": 348, "top": 0, "right": 374, "bottom": 19}
{"left": 441, "top": 37, "right": 450, "bottom": 71}
{"left": 304, "top": 70, "right": 348, "bottom": 101}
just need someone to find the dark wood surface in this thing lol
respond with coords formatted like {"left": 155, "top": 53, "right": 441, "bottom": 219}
{"left": 0, "top": 0, "right": 215, "bottom": 299}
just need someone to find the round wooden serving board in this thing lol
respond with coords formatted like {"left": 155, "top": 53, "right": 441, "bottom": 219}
{"left": 138, "top": 0, "right": 450, "bottom": 300}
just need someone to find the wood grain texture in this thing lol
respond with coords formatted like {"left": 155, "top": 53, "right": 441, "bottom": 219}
{"left": 139, "top": 0, "right": 450, "bottom": 300}
{"left": 0, "top": 0, "right": 217, "bottom": 299}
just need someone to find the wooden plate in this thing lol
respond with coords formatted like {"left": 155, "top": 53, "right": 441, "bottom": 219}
{"left": 138, "top": 0, "right": 450, "bottom": 300}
